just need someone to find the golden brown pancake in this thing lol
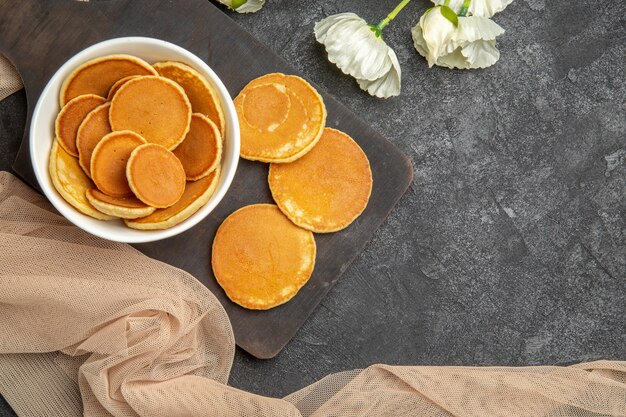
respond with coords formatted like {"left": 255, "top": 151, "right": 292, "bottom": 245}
{"left": 126, "top": 143, "right": 186, "bottom": 208}
{"left": 269, "top": 128, "right": 372, "bottom": 233}
{"left": 211, "top": 204, "right": 316, "bottom": 310}
{"left": 106, "top": 75, "right": 140, "bottom": 100}
{"left": 153, "top": 61, "right": 226, "bottom": 135}
{"left": 48, "top": 140, "right": 114, "bottom": 220}
{"left": 235, "top": 73, "right": 326, "bottom": 163}
{"left": 109, "top": 76, "right": 192, "bottom": 150}
{"left": 76, "top": 102, "right": 112, "bottom": 177}
{"left": 90, "top": 131, "right": 147, "bottom": 197}
{"left": 173, "top": 113, "right": 222, "bottom": 180}
{"left": 86, "top": 188, "right": 156, "bottom": 219}
{"left": 60, "top": 54, "right": 157, "bottom": 106}
{"left": 55, "top": 94, "right": 106, "bottom": 157}
{"left": 125, "top": 168, "right": 219, "bottom": 230}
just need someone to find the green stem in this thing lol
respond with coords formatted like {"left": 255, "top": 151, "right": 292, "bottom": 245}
{"left": 443, "top": 0, "right": 451, "bottom": 5}
{"left": 374, "top": 0, "right": 412, "bottom": 33}
{"left": 458, "top": 0, "right": 471, "bottom": 16}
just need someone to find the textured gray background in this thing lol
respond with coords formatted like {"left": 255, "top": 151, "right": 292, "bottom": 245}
{"left": 0, "top": 0, "right": 625, "bottom": 413}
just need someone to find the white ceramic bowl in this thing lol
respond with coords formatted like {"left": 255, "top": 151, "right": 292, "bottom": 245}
{"left": 30, "top": 37, "right": 240, "bottom": 243}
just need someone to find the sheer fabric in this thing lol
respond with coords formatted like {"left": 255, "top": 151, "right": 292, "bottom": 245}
{"left": 0, "top": 171, "right": 624, "bottom": 416}
{"left": 0, "top": 55, "right": 22, "bottom": 101}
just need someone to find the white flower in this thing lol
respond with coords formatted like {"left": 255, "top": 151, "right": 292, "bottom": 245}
{"left": 314, "top": 13, "right": 401, "bottom": 98}
{"left": 218, "top": 0, "right": 264, "bottom": 13}
{"left": 430, "top": 0, "right": 512, "bottom": 18}
{"left": 412, "top": 13, "right": 505, "bottom": 69}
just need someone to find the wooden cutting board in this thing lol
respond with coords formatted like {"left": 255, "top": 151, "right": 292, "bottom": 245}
{"left": 1, "top": 0, "right": 413, "bottom": 359}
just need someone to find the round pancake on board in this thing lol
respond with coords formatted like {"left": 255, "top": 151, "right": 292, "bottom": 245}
{"left": 107, "top": 75, "right": 140, "bottom": 100}
{"left": 125, "top": 168, "right": 220, "bottom": 230}
{"left": 90, "top": 131, "right": 147, "bottom": 197}
{"left": 55, "top": 94, "right": 106, "bottom": 157}
{"left": 153, "top": 61, "right": 226, "bottom": 135}
{"left": 109, "top": 76, "right": 192, "bottom": 150}
{"left": 211, "top": 204, "right": 316, "bottom": 310}
{"left": 86, "top": 188, "right": 156, "bottom": 219}
{"left": 60, "top": 54, "right": 157, "bottom": 106}
{"left": 76, "top": 102, "right": 112, "bottom": 177}
{"left": 269, "top": 128, "right": 372, "bottom": 233}
{"left": 127, "top": 143, "right": 186, "bottom": 208}
{"left": 234, "top": 73, "right": 326, "bottom": 163}
{"left": 49, "top": 140, "right": 114, "bottom": 220}
{"left": 173, "top": 113, "right": 222, "bottom": 180}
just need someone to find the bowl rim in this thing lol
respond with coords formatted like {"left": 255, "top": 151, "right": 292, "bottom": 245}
{"left": 30, "top": 36, "right": 240, "bottom": 243}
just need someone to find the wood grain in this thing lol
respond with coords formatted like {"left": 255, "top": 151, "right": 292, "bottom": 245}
{"left": 0, "top": 0, "right": 413, "bottom": 358}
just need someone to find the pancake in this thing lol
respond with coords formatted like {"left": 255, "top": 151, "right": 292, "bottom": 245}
{"left": 153, "top": 61, "right": 226, "bottom": 135}
{"left": 107, "top": 75, "right": 140, "bottom": 100}
{"left": 173, "top": 113, "right": 222, "bottom": 180}
{"left": 109, "top": 76, "right": 192, "bottom": 150}
{"left": 86, "top": 188, "right": 156, "bottom": 219}
{"left": 60, "top": 54, "right": 157, "bottom": 106}
{"left": 90, "top": 131, "right": 147, "bottom": 197}
{"left": 235, "top": 73, "right": 326, "bottom": 163}
{"left": 55, "top": 94, "right": 106, "bottom": 157}
{"left": 269, "top": 128, "right": 372, "bottom": 233}
{"left": 126, "top": 143, "right": 186, "bottom": 208}
{"left": 125, "top": 168, "right": 220, "bottom": 230}
{"left": 211, "top": 204, "right": 316, "bottom": 310}
{"left": 76, "top": 102, "right": 112, "bottom": 177}
{"left": 48, "top": 140, "right": 114, "bottom": 220}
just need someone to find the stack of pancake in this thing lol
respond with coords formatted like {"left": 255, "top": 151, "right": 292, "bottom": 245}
{"left": 49, "top": 55, "right": 224, "bottom": 230}
{"left": 212, "top": 73, "right": 373, "bottom": 310}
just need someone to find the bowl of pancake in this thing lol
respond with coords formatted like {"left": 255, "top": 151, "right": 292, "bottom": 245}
{"left": 30, "top": 37, "right": 239, "bottom": 243}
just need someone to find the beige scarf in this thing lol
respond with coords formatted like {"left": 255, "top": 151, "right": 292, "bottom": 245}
{"left": 0, "top": 55, "right": 22, "bottom": 101}
{"left": 0, "top": 170, "right": 624, "bottom": 416}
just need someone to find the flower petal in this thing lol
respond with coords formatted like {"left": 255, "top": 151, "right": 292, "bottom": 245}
{"left": 436, "top": 48, "right": 471, "bottom": 69}
{"left": 412, "top": 17, "right": 462, "bottom": 66}
{"left": 411, "top": 22, "right": 429, "bottom": 59}
{"left": 419, "top": 7, "right": 457, "bottom": 68}
{"left": 234, "top": 0, "right": 265, "bottom": 13}
{"left": 315, "top": 14, "right": 393, "bottom": 81}
{"left": 357, "top": 49, "right": 401, "bottom": 98}
{"left": 454, "top": 16, "right": 505, "bottom": 44}
{"left": 326, "top": 23, "right": 392, "bottom": 80}
{"left": 430, "top": 0, "right": 512, "bottom": 17}
{"left": 314, "top": 13, "right": 359, "bottom": 43}
{"left": 461, "top": 39, "right": 500, "bottom": 68}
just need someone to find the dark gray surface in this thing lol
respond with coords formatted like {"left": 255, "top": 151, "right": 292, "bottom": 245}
{"left": 1, "top": 0, "right": 625, "bottom": 413}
